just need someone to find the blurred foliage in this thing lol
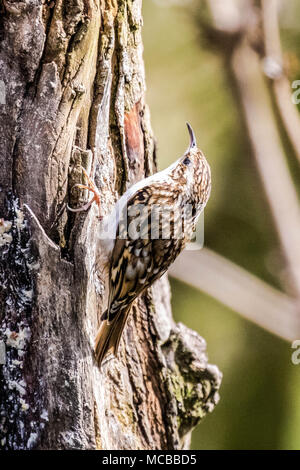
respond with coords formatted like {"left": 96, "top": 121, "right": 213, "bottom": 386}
{"left": 142, "top": 0, "right": 300, "bottom": 449}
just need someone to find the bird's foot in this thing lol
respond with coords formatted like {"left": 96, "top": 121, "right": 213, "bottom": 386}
{"left": 67, "top": 167, "right": 102, "bottom": 219}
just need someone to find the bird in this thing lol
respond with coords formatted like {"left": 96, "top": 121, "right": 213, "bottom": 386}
{"left": 68, "top": 123, "right": 211, "bottom": 366}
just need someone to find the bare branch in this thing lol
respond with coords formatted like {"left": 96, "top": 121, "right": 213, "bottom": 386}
{"left": 205, "top": 0, "right": 300, "bottom": 301}
{"left": 262, "top": 0, "right": 300, "bottom": 165}
{"left": 170, "top": 248, "right": 300, "bottom": 342}
{"left": 231, "top": 41, "right": 300, "bottom": 300}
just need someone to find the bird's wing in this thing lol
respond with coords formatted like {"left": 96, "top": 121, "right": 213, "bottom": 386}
{"left": 106, "top": 182, "right": 185, "bottom": 323}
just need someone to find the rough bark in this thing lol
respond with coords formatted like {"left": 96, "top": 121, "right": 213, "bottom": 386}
{"left": 0, "top": 0, "right": 222, "bottom": 450}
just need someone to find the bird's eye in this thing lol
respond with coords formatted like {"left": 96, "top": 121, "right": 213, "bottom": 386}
{"left": 183, "top": 156, "right": 191, "bottom": 165}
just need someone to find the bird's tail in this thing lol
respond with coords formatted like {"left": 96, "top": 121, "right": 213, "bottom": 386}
{"left": 94, "top": 306, "right": 131, "bottom": 366}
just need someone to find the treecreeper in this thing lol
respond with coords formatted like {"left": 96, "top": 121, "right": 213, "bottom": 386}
{"left": 69, "top": 123, "right": 211, "bottom": 366}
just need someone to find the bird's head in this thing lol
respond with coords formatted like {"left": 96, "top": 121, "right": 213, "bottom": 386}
{"left": 174, "top": 123, "right": 211, "bottom": 210}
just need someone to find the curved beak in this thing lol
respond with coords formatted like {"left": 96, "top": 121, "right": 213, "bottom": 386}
{"left": 186, "top": 122, "right": 197, "bottom": 151}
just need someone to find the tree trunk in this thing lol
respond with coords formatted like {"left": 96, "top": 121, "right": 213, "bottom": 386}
{"left": 0, "top": 0, "right": 221, "bottom": 450}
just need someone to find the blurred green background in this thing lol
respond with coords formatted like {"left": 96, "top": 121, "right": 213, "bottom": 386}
{"left": 142, "top": 0, "right": 300, "bottom": 450}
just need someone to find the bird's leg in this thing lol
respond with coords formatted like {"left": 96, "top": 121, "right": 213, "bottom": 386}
{"left": 67, "top": 167, "right": 102, "bottom": 219}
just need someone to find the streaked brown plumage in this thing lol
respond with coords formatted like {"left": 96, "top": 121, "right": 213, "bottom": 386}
{"left": 70, "top": 123, "right": 211, "bottom": 366}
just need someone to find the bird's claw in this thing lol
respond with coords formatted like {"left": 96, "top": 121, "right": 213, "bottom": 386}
{"left": 67, "top": 167, "right": 102, "bottom": 219}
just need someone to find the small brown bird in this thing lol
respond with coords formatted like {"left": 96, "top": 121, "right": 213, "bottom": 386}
{"left": 70, "top": 123, "right": 211, "bottom": 365}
